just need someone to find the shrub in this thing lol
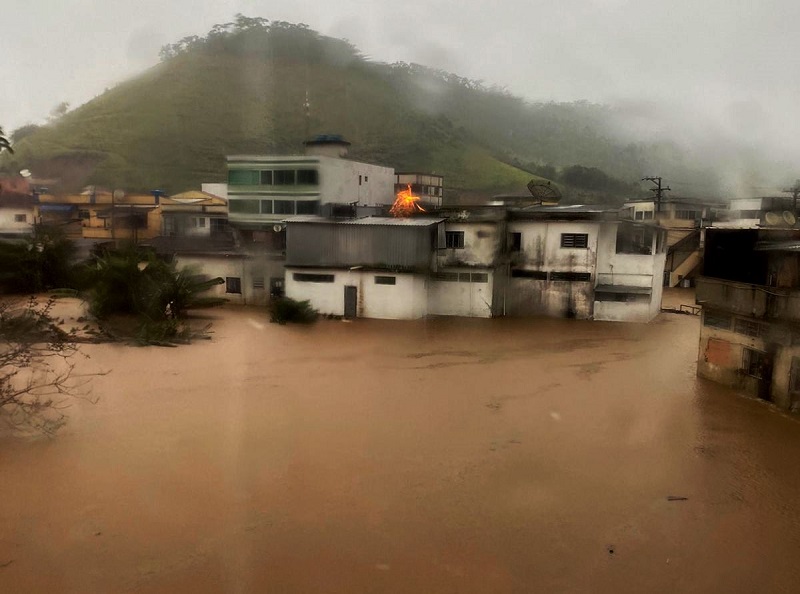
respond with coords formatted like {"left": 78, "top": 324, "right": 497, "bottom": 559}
{"left": 268, "top": 297, "right": 318, "bottom": 324}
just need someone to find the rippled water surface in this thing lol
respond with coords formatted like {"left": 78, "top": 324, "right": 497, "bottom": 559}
{"left": 2, "top": 304, "right": 800, "bottom": 593}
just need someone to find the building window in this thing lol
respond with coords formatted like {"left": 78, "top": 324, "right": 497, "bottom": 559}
{"left": 226, "top": 277, "right": 242, "bottom": 294}
{"left": 434, "top": 272, "right": 459, "bottom": 282}
{"left": 260, "top": 200, "right": 273, "bottom": 214}
{"left": 296, "top": 169, "right": 319, "bottom": 185}
{"left": 252, "top": 277, "right": 265, "bottom": 290}
{"left": 734, "top": 318, "right": 764, "bottom": 338}
{"left": 274, "top": 200, "right": 295, "bottom": 215}
{"left": 635, "top": 211, "right": 644, "bottom": 220}
{"left": 14, "top": 214, "right": 26, "bottom": 222}
{"left": 295, "top": 200, "right": 320, "bottom": 215}
{"left": 644, "top": 211, "right": 654, "bottom": 220}
{"left": 616, "top": 226, "right": 654, "bottom": 255}
{"left": 445, "top": 231, "right": 465, "bottom": 249}
{"left": 742, "top": 347, "right": 767, "bottom": 378}
{"left": 273, "top": 170, "right": 295, "bottom": 185}
{"left": 550, "top": 271, "right": 591, "bottom": 282}
{"left": 595, "top": 291, "right": 649, "bottom": 303}
{"left": 471, "top": 273, "right": 489, "bottom": 283}
{"left": 229, "top": 199, "right": 260, "bottom": 214}
{"left": 704, "top": 311, "right": 733, "bottom": 330}
{"left": 78, "top": 209, "right": 90, "bottom": 220}
{"left": 375, "top": 275, "right": 396, "bottom": 285}
{"left": 510, "top": 232, "right": 522, "bottom": 252}
{"left": 676, "top": 210, "right": 700, "bottom": 220}
{"left": 458, "top": 272, "right": 471, "bottom": 282}
{"left": 364, "top": 176, "right": 368, "bottom": 182}
{"left": 228, "top": 170, "right": 259, "bottom": 185}
{"left": 293, "top": 273, "right": 334, "bottom": 283}
{"left": 210, "top": 218, "right": 226, "bottom": 233}
{"left": 260, "top": 170, "right": 273, "bottom": 185}
{"left": 560, "top": 233, "right": 589, "bottom": 249}
{"left": 511, "top": 269, "right": 548, "bottom": 280}
{"left": 196, "top": 217, "right": 206, "bottom": 228}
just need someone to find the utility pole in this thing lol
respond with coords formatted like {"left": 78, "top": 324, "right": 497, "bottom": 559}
{"left": 782, "top": 179, "right": 800, "bottom": 214}
{"left": 642, "top": 176, "right": 671, "bottom": 214}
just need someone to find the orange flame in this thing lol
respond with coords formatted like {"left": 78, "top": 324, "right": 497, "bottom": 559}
{"left": 390, "top": 184, "right": 426, "bottom": 217}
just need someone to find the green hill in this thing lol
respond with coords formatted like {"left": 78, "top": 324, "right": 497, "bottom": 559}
{"left": 1, "top": 17, "right": 717, "bottom": 201}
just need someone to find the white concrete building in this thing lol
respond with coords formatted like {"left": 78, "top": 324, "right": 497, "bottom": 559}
{"left": 429, "top": 208, "right": 507, "bottom": 318}
{"left": 0, "top": 195, "right": 36, "bottom": 238}
{"left": 506, "top": 206, "right": 666, "bottom": 322}
{"left": 284, "top": 216, "right": 442, "bottom": 319}
{"left": 226, "top": 136, "right": 395, "bottom": 229}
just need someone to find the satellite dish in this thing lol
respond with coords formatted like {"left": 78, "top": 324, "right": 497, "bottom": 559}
{"left": 112, "top": 189, "right": 125, "bottom": 201}
{"left": 764, "top": 211, "right": 781, "bottom": 226}
{"left": 273, "top": 224, "right": 284, "bottom": 233}
{"left": 19, "top": 169, "right": 32, "bottom": 178}
{"left": 783, "top": 211, "right": 796, "bottom": 226}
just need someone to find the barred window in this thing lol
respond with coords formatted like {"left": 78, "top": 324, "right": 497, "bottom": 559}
{"left": 445, "top": 231, "right": 465, "bottom": 249}
{"left": 225, "top": 277, "right": 242, "bottom": 294}
{"left": 734, "top": 318, "right": 764, "bottom": 338}
{"left": 293, "top": 273, "right": 334, "bottom": 283}
{"left": 560, "top": 233, "right": 588, "bottom": 249}
{"left": 511, "top": 269, "right": 547, "bottom": 280}
{"left": 550, "top": 271, "right": 591, "bottom": 282}
{"left": 704, "top": 311, "right": 733, "bottom": 330}
{"left": 375, "top": 276, "right": 396, "bottom": 285}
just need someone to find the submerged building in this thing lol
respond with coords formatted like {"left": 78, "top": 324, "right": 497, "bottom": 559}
{"left": 696, "top": 225, "right": 800, "bottom": 411}
{"left": 282, "top": 205, "right": 667, "bottom": 322}
{"left": 507, "top": 206, "right": 667, "bottom": 322}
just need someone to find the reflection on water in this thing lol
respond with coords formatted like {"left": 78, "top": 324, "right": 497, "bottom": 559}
{"left": 1, "top": 309, "right": 800, "bottom": 593}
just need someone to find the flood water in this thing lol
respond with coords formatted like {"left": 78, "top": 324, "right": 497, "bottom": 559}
{"left": 2, "top": 302, "right": 800, "bottom": 593}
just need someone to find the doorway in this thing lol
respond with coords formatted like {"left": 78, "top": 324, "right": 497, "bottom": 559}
{"left": 344, "top": 285, "right": 358, "bottom": 319}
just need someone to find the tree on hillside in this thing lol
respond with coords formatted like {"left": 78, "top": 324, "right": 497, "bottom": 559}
{"left": 0, "top": 298, "right": 89, "bottom": 435}
{"left": 48, "top": 102, "right": 70, "bottom": 123}
{"left": 11, "top": 124, "right": 42, "bottom": 143}
{"left": 0, "top": 126, "right": 13, "bottom": 154}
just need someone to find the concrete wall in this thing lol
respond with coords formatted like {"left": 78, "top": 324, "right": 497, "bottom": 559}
{"left": 428, "top": 270, "right": 494, "bottom": 318}
{"left": 506, "top": 278, "right": 593, "bottom": 318}
{"left": 0, "top": 207, "right": 34, "bottom": 235}
{"left": 201, "top": 183, "right": 228, "bottom": 200}
{"left": 285, "top": 268, "right": 428, "bottom": 319}
{"left": 175, "top": 254, "right": 284, "bottom": 307}
{"left": 593, "top": 222, "right": 667, "bottom": 322}
{"left": 697, "top": 324, "right": 765, "bottom": 396}
{"left": 320, "top": 157, "right": 395, "bottom": 206}
{"left": 439, "top": 221, "right": 501, "bottom": 267}
{"left": 504, "top": 220, "right": 598, "bottom": 318}
{"left": 593, "top": 300, "right": 653, "bottom": 322}
{"left": 507, "top": 220, "right": 599, "bottom": 273}
{"left": 770, "top": 345, "right": 800, "bottom": 410}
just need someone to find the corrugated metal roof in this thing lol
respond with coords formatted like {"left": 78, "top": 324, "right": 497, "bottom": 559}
{"left": 287, "top": 216, "right": 443, "bottom": 227}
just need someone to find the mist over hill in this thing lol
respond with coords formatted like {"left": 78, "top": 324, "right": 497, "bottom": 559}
{"left": 2, "top": 16, "right": 792, "bottom": 201}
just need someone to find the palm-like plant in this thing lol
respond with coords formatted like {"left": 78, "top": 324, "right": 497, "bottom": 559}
{"left": 0, "top": 126, "right": 13, "bottom": 154}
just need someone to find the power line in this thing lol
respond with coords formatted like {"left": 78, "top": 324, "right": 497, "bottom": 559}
{"left": 642, "top": 176, "right": 671, "bottom": 212}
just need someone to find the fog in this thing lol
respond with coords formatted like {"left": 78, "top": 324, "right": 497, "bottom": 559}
{"left": 3, "top": 0, "right": 799, "bottom": 193}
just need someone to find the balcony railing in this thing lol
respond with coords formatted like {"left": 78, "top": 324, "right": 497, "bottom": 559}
{"left": 695, "top": 276, "right": 800, "bottom": 321}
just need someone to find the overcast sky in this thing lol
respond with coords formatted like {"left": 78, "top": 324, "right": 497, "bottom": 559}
{"left": 3, "top": 0, "right": 800, "bottom": 179}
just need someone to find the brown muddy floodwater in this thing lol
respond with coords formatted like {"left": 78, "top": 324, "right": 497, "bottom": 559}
{"left": 2, "top": 303, "right": 800, "bottom": 593}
